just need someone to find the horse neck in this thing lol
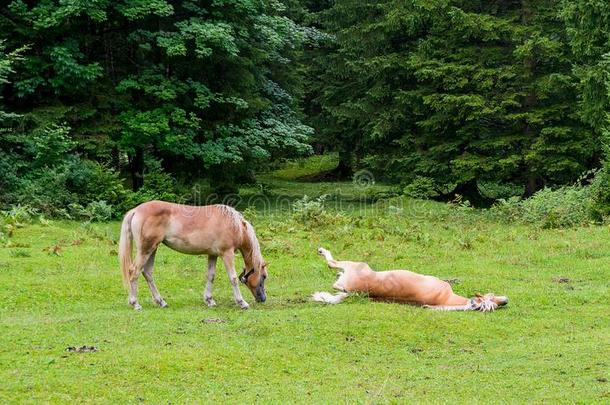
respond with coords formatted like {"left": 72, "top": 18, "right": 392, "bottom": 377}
{"left": 240, "top": 222, "right": 262, "bottom": 270}
{"left": 445, "top": 293, "right": 470, "bottom": 306}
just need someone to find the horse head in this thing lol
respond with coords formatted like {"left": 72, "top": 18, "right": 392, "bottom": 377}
{"left": 470, "top": 293, "right": 509, "bottom": 312}
{"left": 239, "top": 262, "right": 268, "bottom": 303}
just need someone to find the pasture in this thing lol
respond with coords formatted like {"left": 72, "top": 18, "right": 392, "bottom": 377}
{"left": 0, "top": 181, "right": 609, "bottom": 403}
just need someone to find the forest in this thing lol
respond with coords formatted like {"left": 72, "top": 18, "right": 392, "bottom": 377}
{"left": 2, "top": 0, "right": 610, "bottom": 217}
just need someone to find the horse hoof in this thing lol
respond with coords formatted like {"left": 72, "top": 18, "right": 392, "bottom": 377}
{"left": 159, "top": 300, "right": 169, "bottom": 308}
{"left": 205, "top": 298, "right": 217, "bottom": 307}
{"left": 133, "top": 303, "right": 142, "bottom": 311}
{"left": 238, "top": 301, "right": 250, "bottom": 310}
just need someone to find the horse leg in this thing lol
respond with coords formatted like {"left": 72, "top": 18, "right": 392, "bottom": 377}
{"left": 128, "top": 250, "right": 154, "bottom": 311}
{"left": 203, "top": 255, "right": 217, "bottom": 307}
{"left": 222, "top": 252, "right": 249, "bottom": 310}
{"left": 422, "top": 304, "right": 471, "bottom": 311}
{"left": 142, "top": 250, "right": 168, "bottom": 308}
{"left": 318, "top": 247, "right": 342, "bottom": 269}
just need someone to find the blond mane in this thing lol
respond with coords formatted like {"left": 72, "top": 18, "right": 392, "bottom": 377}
{"left": 242, "top": 220, "right": 264, "bottom": 271}
{"left": 214, "top": 204, "right": 263, "bottom": 271}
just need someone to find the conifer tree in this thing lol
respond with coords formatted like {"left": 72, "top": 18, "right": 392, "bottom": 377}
{"left": 309, "top": 0, "right": 594, "bottom": 198}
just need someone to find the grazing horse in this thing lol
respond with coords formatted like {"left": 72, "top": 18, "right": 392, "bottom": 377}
{"left": 118, "top": 201, "right": 268, "bottom": 310}
{"left": 312, "top": 248, "right": 508, "bottom": 312}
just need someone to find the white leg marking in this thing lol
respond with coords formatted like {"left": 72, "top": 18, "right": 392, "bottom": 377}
{"left": 318, "top": 247, "right": 334, "bottom": 261}
{"left": 222, "top": 253, "right": 249, "bottom": 310}
{"left": 204, "top": 256, "right": 217, "bottom": 307}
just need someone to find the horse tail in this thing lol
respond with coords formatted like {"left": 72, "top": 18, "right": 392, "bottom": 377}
{"left": 312, "top": 291, "right": 349, "bottom": 304}
{"left": 119, "top": 209, "right": 136, "bottom": 287}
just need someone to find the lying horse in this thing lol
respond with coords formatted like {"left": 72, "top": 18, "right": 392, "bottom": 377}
{"left": 313, "top": 248, "right": 507, "bottom": 312}
{"left": 119, "top": 201, "right": 268, "bottom": 310}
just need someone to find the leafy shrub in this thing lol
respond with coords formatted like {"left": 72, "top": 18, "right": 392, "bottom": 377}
{"left": 492, "top": 185, "right": 592, "bottom": 228}
{"left": 291, "top": 195, "right": 350, "bottom": 227}
{"left": 292, "top": 195, "right": 328, "bottom": 225}
{"left": 64, "top": 159, "right": 128, "bottom": 209}
{"left": 2, "top": 204, "right": 39, "bottom": 226}
{"left": 84, "top": 201, "right": 113, "bottom": 222}
{"left": 0, "top": 205, "right": 41, "bottom": 243}
{"left": 8, "top": 155, "right": 183, "bottom": 219}
{"left": 477, "top": 181, "right": 523, "bottom": 200}
{"left": 0, "top": 152, "right": 20, "bottom": 203}
{"left": 588, "top": 166, "right": 610, "bottom": 221}
{"left": 11, "top": 157, "right": 126, "bottom": 218}
{"left": 16, "top": 166, "right": 73, "bottom": 216}
{"left": 28, "top": 124, "right": 74, "bottom": 168}
{"left": 403, "top": 177, "right": 439, "bottom": 199}
{"left": 490, "top": 196, "right": 522, "bottom": 223}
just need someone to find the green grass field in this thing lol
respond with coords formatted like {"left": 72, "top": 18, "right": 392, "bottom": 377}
{"left": 1, "top": 169, "right": 609, "bottom": 403}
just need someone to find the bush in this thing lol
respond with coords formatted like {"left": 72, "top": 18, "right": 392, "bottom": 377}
{"left": 403, "top": 177, "right": 439, "bottom": 199}
{"left": 84, "top": 201, "right": 114, "bottom": 222}
{"left": 492, "top": 185, "right": 592, "bottom": 228}
{"left": 64, "top": 159, "right": 128, "bottom": 209}
{"left": 588, "top": 166, "right": 610, "bottom": 221}
{"left": 477, "top": 181, "right": 523, "bottom": 200}
{"left": 4, "top": 153, "right": 185, "bottom": 220}
{"left": 11, "top": 158, "right": 127, "bottom": 218}
{"left": 121, "top": 159, "right": 181, "bottom": 211}
{"left": 292, "top": 195, "right": 328, "bottom": 225}
{"left": 2, "top": 204, "right": 39, "bottom": 226}
{"left": 16, "top": 166, "right": 73, "bottom": 216}
{"left": 291, "top": 195, "right": 349, "bottom": 227}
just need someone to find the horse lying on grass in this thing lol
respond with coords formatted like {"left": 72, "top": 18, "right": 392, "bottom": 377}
{"left": 312, "top": 248, "right": 508, "bottom": 312}
{"left": 119, "top": 201, "right": 268, "bottom": 310}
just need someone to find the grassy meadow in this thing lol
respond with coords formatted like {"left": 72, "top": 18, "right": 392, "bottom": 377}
{"left": 0, "top": 162, "right": 609, "bottom": 403}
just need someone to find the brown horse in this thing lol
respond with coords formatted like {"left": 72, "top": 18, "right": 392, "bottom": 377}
{"left": 119, "top": 201, "right": 268, "bottom": 310}
{"left": 313, "top": 247, "right": 508, "bottom": 312}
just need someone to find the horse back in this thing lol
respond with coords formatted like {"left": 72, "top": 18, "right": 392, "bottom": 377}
{"left": 132, "top": 201, "right": 245, "bottom": 255}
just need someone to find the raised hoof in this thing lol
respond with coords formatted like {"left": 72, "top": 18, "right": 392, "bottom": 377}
{"left": 205, "top": 298, "right": 217, "bottom": 307}
{"left": 133, "top": 303, "right": 142, "bottom": 311}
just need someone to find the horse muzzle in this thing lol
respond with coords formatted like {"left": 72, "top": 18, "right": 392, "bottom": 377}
{"left": 255, "top": 287, "right": 266, "bottom": 303}
{"left": 254, "top": 277, "right": 267, "bottom": 302}
{"left": 255, "top": 293, "right": 266, "bottom": 303}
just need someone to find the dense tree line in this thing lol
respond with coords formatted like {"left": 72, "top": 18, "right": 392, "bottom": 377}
{"left": 307, "top": 0, "right": 608, "bottom": 199}
{"left": 2, "top": 0, "right": 610, "bottom": 213}
{"left": 0, "top": 0, "right": 313, "bottom": 211}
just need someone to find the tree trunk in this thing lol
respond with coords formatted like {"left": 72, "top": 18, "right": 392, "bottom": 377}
{"left": 447, "top": 179, "right": 494, "bottom": 207}
{"left": 335, "top": 153, "right": 353, "bottom": 179}
{"left": 524, "top": 176, "right": 544, "bottom": 197}
{"left": 521, "top": 0, "right": 541, "bottom": 197}
{"left": 129, "top": 147, "right": 144, "bottom": 191}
